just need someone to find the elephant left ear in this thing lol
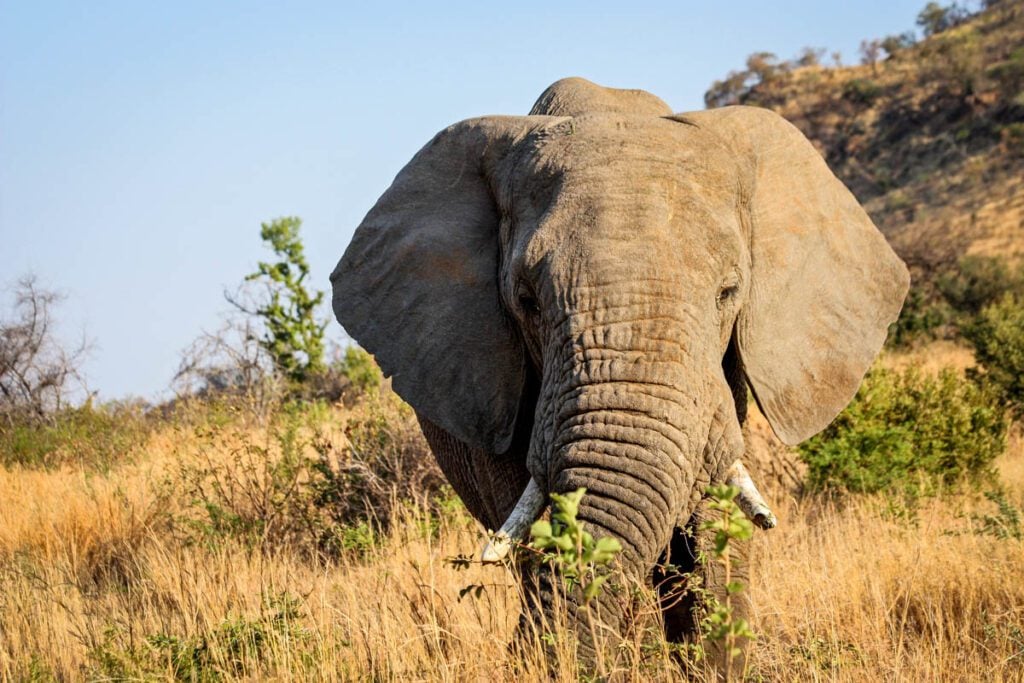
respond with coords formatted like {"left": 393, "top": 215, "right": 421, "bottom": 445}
{"left": 680, "top": 106, "right": 910, "bottom": 445}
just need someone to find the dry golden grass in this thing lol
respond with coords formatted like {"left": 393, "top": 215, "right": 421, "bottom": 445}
{"left": 1, "top": 403, "right": 1022, "bottom": 681}
{"left": 880, "top": 339, "right": 977, "bottom": 376}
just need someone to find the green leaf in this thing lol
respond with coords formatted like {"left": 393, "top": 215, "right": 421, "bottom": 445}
{"left": 530, "top": 520, "right": 552, "bottom": 540}
{"left": 582, "top": 575, "right": 607, "bottom": 602}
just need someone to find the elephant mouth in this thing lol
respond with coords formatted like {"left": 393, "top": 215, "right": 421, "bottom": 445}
{"left": 478, "top": 461, "right": 776, "bottom": 563}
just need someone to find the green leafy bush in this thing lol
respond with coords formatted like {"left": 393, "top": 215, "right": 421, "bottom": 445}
{"left": 842, "top": 78, "right": 882, "bottom": 105}
{"left": 0, "top": 401, "right": 150, "bottom": 470}
{"left": 799, "top": 367, "right": 1006, "bottom": 499}
{"left": 887, "top": 283, "right": 951, "bottom": 347}
{"left": 986, "top": 47, "right": 1024, "bottom": 100}
{"left": 937, "top": 255, "right": 1024, "bottom": 317}
{"left": 697, "top": 485, "right": 756, "bottom": 668}
{"left": 529, "top": 488, "right": 622, "bottom": 604}
{"left": 971, "top": 490, "right": 1023, "bottom": 540}
{"left": 888, "top": 256, "right": 1024, "bottom": 349}
{"left": 88, "top": 593, "right": 307, "bottom": 680}
{"left": 336, "top": 346, "right": 382, "bottom": 394}
{"left": 964, "top": 294, "right": 1024, "bottom": 415}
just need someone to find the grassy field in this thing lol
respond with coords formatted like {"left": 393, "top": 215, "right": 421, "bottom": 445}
{"left": 1, "top": 360, "right": 1023, "bottom": 681}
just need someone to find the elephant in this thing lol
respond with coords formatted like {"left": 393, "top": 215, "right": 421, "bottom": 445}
{"left": 330, "top": 77, "right": 909, "bottom": 665}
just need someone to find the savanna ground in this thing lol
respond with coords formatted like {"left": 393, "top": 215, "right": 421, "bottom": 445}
{"left": 1, "top": 343, "right": 1022, "bottom": 682}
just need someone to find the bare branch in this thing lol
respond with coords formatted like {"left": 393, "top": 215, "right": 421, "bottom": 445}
{"left": 0, "top": 275, "right": 90, "bottom": 423}
{"left": 173, "top": 312, "right": 283, "bottom": 418}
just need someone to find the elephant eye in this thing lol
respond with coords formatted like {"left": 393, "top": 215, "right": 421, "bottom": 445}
{"left": 717, "top": 284, "right": 739, "bottom": 308}
{"left": 518, "top": 292, "right": 541, "bottom": 316}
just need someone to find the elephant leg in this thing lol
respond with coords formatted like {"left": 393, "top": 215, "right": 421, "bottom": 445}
{"left": 657, "top": 498, "right": 752, "bottom": 675}
{"left": 417, "top": 414, "right": 531, "bottom": 533}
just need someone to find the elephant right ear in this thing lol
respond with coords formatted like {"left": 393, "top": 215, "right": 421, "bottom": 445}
{"left": 679, "top": 106, "right": 909, "bottom": 446}
{"left": 331, "top": 116, "right": 557, "bottom": 454}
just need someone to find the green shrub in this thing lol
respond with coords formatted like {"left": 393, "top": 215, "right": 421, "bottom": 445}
{"left": 937, "top": 255, "right": 1024, "bottom": 316}
{"left": 887, "top": 284, "right": 951, "bottom": 347}
{"left": 0, "top": 401, "right": 150, "bottom": 470}
{"left": 842, "top": 78, "right": 882, "bottom": 105}
{"left": 971, "top": 490, "right": 1023, "bottom": 540}
{"left": 881, "top": 32, "right": 916, "bottom": 57}
{"left": 987, "top": 47, "right": 1024, "bottom": 100}
{"left": 799, "top": 367, "right": 1006, "bottom": 499}
{"left": 964, "top": 294, "right": 1024, "bottom": 415}
{"left": 888, "top": 257, "right": 1024, "bottom": 349}
{"left": 917, "top": 2, "right": 970, "bottom": 37}
{"left": 336, "top": 346, "right": 382, "bottom": 394}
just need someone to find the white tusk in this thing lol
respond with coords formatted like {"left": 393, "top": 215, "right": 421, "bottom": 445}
{"left": 480, "top": 477, "right": 546, "bottom": 563}
{"left": 726, "top": 460, "right": 777, "bottom": 530}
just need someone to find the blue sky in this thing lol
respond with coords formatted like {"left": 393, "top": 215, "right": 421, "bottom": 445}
{"left": 1, "top": 0, "right": 927, "bottom": 401}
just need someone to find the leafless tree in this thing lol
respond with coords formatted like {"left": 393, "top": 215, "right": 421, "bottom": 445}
{"left": 860, "top": 39, "right": 883, "bottom": 76}
{"left": 173, "top": 311, "right": 283, "bottom": 417}
{"left": 0, "top": 276, "right": 89, "bottom": 423}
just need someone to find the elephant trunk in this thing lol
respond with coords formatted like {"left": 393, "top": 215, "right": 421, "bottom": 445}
{"left": 513, "top": 290, "right": 744, "bottom": 653}
{"left": 516, "top": 376, "right": 703, "bottom": 653}
{"left": 550, "top": 381, "right": 699, "bottom": 570}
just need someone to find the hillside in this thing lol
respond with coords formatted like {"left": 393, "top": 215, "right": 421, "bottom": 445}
{"left": 705, "top": 0, "right": 1024, "bottom": 274}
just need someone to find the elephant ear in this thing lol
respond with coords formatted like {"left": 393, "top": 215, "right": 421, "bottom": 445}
{"left": 331, "top": 116, "right": 557, "bottom": 454}
{"left": 681, "top": 106, "right": 910, "bottom": 445}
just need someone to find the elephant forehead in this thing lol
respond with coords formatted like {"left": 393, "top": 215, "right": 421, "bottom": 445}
{"left": 510, "top": 116, "right": 740, "bottom": 220}
{"left": 527, "top": 114, "right": 732, "bottom": 172}
{"left": 509, "top": 118, "right": 742, "bottom": 276}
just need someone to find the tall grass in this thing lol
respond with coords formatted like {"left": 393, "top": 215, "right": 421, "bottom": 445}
{"left": 0, "top": 399, "right": 1022, "bottom": 680}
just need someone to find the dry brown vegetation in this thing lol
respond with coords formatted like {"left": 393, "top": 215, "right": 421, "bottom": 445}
{"left": 1, "top": 364, "right": 1022, "bottom": 682}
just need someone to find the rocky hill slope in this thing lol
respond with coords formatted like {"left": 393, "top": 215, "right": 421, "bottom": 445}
{"left": 705, "top": 0, "right": 1024, "bottom": 276}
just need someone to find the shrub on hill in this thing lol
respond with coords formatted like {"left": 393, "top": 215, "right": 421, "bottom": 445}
{"left": 964, "top": 294, "right": 1024, "bottom": 415}
{"left": 798, "top": 366, "right": 1007, "bottom": 500}
{"left": 888, "top": 255, "right": 1024, "bottom": 348}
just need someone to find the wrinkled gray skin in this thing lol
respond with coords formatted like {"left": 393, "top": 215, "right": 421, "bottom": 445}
{"left": 331, "top": 78, "right": 910, "bottom": 662}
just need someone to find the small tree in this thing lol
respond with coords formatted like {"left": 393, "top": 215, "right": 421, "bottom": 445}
{"left": 704, "top": 70, "right": 751, "bottom": 108}
{"left": 796, "top": 46, "right": 826, "bottom": 67}
{"left": 744, "top": 52, "right": 785, "bottom": 85}
{"left": 917, "top": 2, "right": 954, "bottom": 36}
{"left": 703, "top": 52, "right": 789, "bottom": 109}
{"left": 936, "top": 255, "right": 1024, "bottom": 317}
{"left": 881, "top": 32, "right": 917, "bottom": 57}
{"left": 0, "top": 276, "right": 89, "bottom": 422}
{"left": 232, "top": 217, "right": 327, "bottom": 384}
{"left": 859, "top": 39, "right": 883, "bottom": 75}
{"left": 917, "top": 2, "right": 971, "bottom": 37}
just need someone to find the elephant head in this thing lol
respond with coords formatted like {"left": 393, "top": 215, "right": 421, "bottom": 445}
{"left": 331, "top": 77, "right": 909, "bottom": 646}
